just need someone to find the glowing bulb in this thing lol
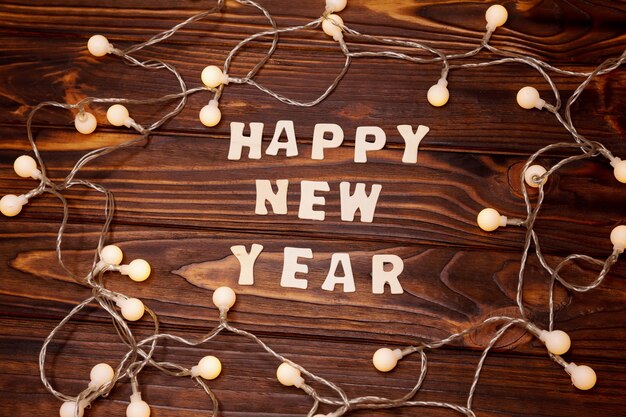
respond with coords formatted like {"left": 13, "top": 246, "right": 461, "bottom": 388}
{"left": 199, "top": 100, "right": 221, "bottom": 127}
{"left": 477, "top": 208, "right": 507, "bottom": 232}
{"left": 524, "top": 165, "right": 548, "bottom": 188}
{"left": 201, "top": 65, "right": 228, "bottom": 88}
{"left": 106, "top": 104, "right": 133, "bottom": 127}
{"left": 87, "top": 35, "right": 113, "bottom": 57}
{"left": 119, "top": 259, "right": 151, "bottom": 282}
{"left": 539, "top": 330, "right": 571, "bottom": 355}
{"left": 14, "top": 155, "right": 41, "bottom": 179}
{"left": 372, "top": 348, "right": 402, "bottom": 372}
{"left": 322, "top": 14, "right": 344, "bottom": 41}
{"left": 126, "top": 393, "right": 151, "bottom": 417}
{"left": 75, "top": 112, "right": 97, "bottom": 134}
{"left": 610, "top": 158, "right": 626, "bottom": 183}
{"left": 565, "top": 363, "right": 596, "bottom": 390}
{"left": 0, "top": 194, "right": 28, "bottom": 217}
{"left": 517, "top": 86, "right": 545, "bottom": 110}
{"left": 117, "top": 298, "right": 145, "bottom": 321}
{"left": 191, "top": 355, "right": 222, "bottom": 380}
{"left": 610, "top": 225, "right": 626, "bottom": 253}
{"left": 212, "top": 286, "right": 236, "bottom": 311}
{"left": 325, "top": 0, "right": 347, "bottom": 13}
{"left": 485, "top": 5, "right": 508, "bottom": 30}
{"left": 59, "top": 401, "right": 85, "bottom": 417}
{"left": 276, "top": 363, "right": 304, "bottom": 388}
{"left": 427, "top": 79, "right": 449, "bottom": 107}
{"left": 89, "top": 363, "right": 115, "bottom": 389}
{"left": 100, "top": 245, "right": 124, "bottom": 265}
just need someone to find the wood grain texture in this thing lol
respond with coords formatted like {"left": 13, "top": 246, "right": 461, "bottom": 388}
{"left": 0, "top": 1, "right": 625, "bottom": 416}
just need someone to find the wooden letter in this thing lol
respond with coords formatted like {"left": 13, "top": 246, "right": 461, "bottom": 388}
{"left": 280, "top": 247, "right": 313, "bottom": 289}
{"left": 231, "top": 244, "right": 264, "bottom": 285}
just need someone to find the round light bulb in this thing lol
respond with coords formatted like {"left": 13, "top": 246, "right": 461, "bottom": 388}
{"left": 610, "top": 225, "right": 626, "bottom": 253}
{"left": 14, "top": 155, "right": 41, "bottom": 179}
{"left": 516, "top": 86, "right": 545, "bottom": 110}
{"left": 118, "top": 298, "right": 145, "bottom": 321}
{"left": 100, "top": 245, "right": 124, "bottom": 265}
{"left": 122, "top": 259, "right": 151, "bottom": 282}
{"left": 0, "top": 194, "right": 28, "bottom": 217}
{"left": 192, "top": 355, "right": 222, "bottom": 380}
{"left": 75, "top": 112, "right": 98, "bottom": 134}
{"left": 540, "top": 330, "right": 571, "bottom": 355}
{"left": 126, "top": 396, "right": 151, "bottom": 417}
{"left": 477, "top": 208, "right": 507, "bottom": 232}
{"left": 566, "top": 363, "right": 597, "bottom": 390}
{"left": 89, "top": 362, "right": 115, "bottom": 389}
{"left": 59, "top": 401, "right": 85, "bottom": 417}
{"left": 524, "top": 165, "right": 548, "bottom": 188}
{"left": 325, "top": 0, "right": 347, "bottom": 13}
{"left": 212, "top": 286, "right": 236, "bottom": 311}
{"left": 427, "top": 79, "right": 449, "bottom": 107}
{"left": 201, "top": 65, "right": 228, "bottom": 88}
{"left": 106, "top": 104, "right": 132, "bottom": 127}
{"left": 87, "top": 34, "right": 112, "bottom": 57}
{"left": 322, "top": 14, "right": 344, "bottom": 41}
{"left": 611, "top": 158, "right": 626, "bottom": 183}
{"left": 199, "top": 100, "right": 221, "bottom": 127}
{"left": 372, "top": 348, "right": 402, "bottom": 372}
{"left": 485, "top": 4, "right": 508, "bottom": 29}
{"left": 276, "top": 363, "right": 304, "bottom": 388}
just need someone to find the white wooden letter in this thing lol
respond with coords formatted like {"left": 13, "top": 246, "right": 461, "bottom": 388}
{"left": 255, "top": 179, "right": 289, "bottom": 215}
{"left": 298, "top": 181, "right": 330, "bottom": 221}
{"left": 228, "top": 122, "right": 264, "bottom": 160}
{"left": 266, "top": 120, "right": 299, "bottom": 157}
{"left": 354, "top": 126, "right": 386, "bottom": 163}
{"left": 311, "top": 123, "right": 344, "bottom": 160}
{"left": 321, "top": 253, "right": 356, "bottom": 292}
{"left": 397, "top": 125, "right": 430, "bottom": 164}
{"left": 372, "top": 254, "right": 404, "bottom": 294}
{"left": 231, "top": 244, "right": 264, "bottom": 285}
{"left": 280, "top": 247, "right": 313, "bottom": 289}
{"left": 339, "top": 182, "right": 382, "bottom": 223}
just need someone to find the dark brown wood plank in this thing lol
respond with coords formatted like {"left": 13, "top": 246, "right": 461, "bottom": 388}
{"left": 1, "top": 129, "right": 624, "bottom": 257}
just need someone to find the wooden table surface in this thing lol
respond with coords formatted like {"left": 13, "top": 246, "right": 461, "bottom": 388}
{"left": 1, "top": 1, "right": 625, "bottom": 416}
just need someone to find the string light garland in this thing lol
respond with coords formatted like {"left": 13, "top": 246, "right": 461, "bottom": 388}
{"left": 2, "top": 0, "right": 625, "bottom": 416}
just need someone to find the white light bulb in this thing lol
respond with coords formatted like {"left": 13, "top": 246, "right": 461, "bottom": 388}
{"left": 59, "top": 401, "right": 85, "bottom": 417}
{"left": 191, "top": 355, "right": 222, "bottom": 380}
{"left": 87, "top": 35, "right": 113, "bottom": 57}
{"left": 14, "top": 155, "right": 41, "bottom": 179}
{"left": 372, "top": 348, "right": 402, "bottom": 372}
{"left": 199, "top": 100, "right": 221, "bottom": 127}
{"left": 325, "top": 0, "right": 347, "bottom": 13}
{"left": 276, "top": 362, "right": 304, "bottom": 388}
{"left": 201, "top": 65, "right": 228, "bottom": 88}
{"left": 539, "top": 330, "right": 571, "bottom": 355}
{"left": 118, "top": 298, "right": 145, "bottom": 321}
{"left": 0, "top": 194, "right": 28, "bottom": 217}
{"left": 89, "top": 363, "right": 115, "bottom": 389}
{"left": 565, "top": 363, "right": 596, "bottom": 390}
{"left": 610, "top": 225, "right": 626, "bottom": 253}
{"left": 610, "top": 158, "right": 626, "bottom": 183}
{"left": 100, "top": 245, "right": 124, "bottom": 265}
{"left": 477, "top": 208, "right": 507, "bottom": 232}
{"left": 107, "top": 104, "right": 133, "bottom": 127}
{"left": 524, "top": 165, "right": 548, "bottom": 188}
{"left": 516, "top": 86, "right": 545, "bottom": 110}
{"left": 212, "top": 286, "right": 236, "bottom": 311}
{"left": 75, "top": 112, "right": 98, "bottom": 134}
{"left": 126, "top": 393, "right": 151, "bottom": 417}
{"left": 120, "top": 259, "right": 151, "bottom": 282}
{"left": 485, "top": 5, "right": 508, "bottom": 30}
{"left": 427, "top": 79, "right": 449, "bottom": 107}
{"left": 322, "top": 14, "right": 344, "bottom": 41}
